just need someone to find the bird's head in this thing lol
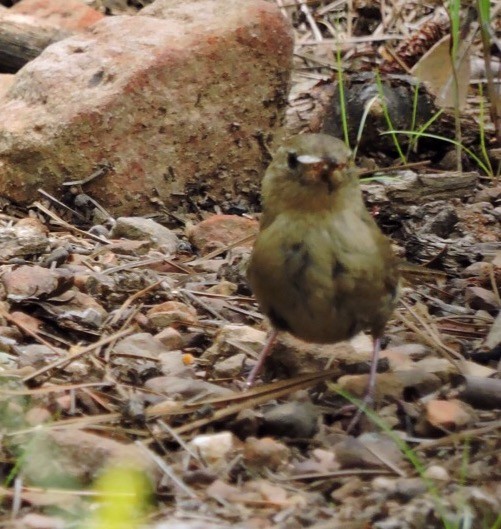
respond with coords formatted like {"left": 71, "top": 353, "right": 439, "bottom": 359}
{"left": 262, "top": 134, "right": 357, "bottom": 214}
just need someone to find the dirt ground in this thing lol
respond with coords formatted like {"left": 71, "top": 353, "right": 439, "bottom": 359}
{"left": 0, "top": 1, "right": 499, "bottom": 528}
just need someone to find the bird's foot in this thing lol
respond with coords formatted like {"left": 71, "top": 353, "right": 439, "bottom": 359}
{"left": 345, "top": 394, "right": 375, "bottom": 434}
{"left": 344, "top": 335, "right": 381, "bottom": 433}
{"left": 244, "top": 330, "right": 278, "bottom": 388}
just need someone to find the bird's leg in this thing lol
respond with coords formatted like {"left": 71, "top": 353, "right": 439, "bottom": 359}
{"left": 245, "top": 330, "right": 278, "bottom": 388}
{"left": 366, "top": 335, "right": 381, "bottom": 400}
{"left": 346, "top": 336, "right": 381, "bottom": 432}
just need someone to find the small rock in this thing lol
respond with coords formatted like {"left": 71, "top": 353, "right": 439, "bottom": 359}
{"left": 413, "top": 357, "right": 456, "bottom": 378}
{"left": 2, "top": 265, "right": 72, "bottom": 301}
{"left": 115, "top": 332, "right": 167, "bottom": 359}
{"left": 424, "top": 399, "right": 476, "bottom": 430}
{"left": 14, "top": 217, "right": 49, "bottom": 237}
{"left": 64, "top": 360, "right": 90, "bottom": 380}
{"left": 331, "top": 477, "right": 364, "bottom": 501}
{"left": 291, "top": 446, "right": 339, "bottom": 476}
{"left": 243, "top": 479, "right": 292, "bottom": 505}
{"left": 189, "top": 432, "right": 236, "bottom": 464}
{"left": 349, "top": 332, "right": 373, "bottom": 354}
{"left": 334, "top": 433, "right": 403, "bottom": 469}
{"left": 465, "top": 286, "right": 499, "bottom": 313}
{"left": 372, "top": 476, "right": 398, "bottom": 493}
{"left": 77, "top": 271, "right": 114, "bottom": 298}
{"left": 155, "top": 327, "right": 183, "bottom": 350}
{"left": 261, "top": 401, "right": 318, "bottom": 438}
{"left": 338, "top": 371, "right": 405, "bottom": 400}
{"left": 243, "top": 437, "right": 290, "bottom": 472}
{"left": 461, "top": 261, "right": 492, "bottom": 281}
{"left": 20, "top": 429, "right": 158, "bottom": 486}
{"left": 466, "top": 201, "right": 493, "bottom": 213}
{"left": 40, "top": 245, "right": 71, "bottom": 268}
{"left": 473, "top": 185, "right": 501, "bottom": 204}
{"left": 88, "top": 224, "right": 110, "bottom": 238}
{"left": 382, "top": 343, "right": 429, "bottom": 359}
{"left": 423, "top": 465, "right": 450, "bottom": 481}
{"left": 111, "top": 217, "right": 178, "bottom": 254}
{"left": 394, "top": 369, "right": 442, "bottom": 397}
{"left": 378, "top": 403, "right": 401, "bottom": 429}
{"left": 311, "top": 448, "right": 337, "bottom": 469}
{"left": 16, "top": 344, "right": 65, "bottom": 369}
{"left": 189, "top": 259, "right": 227, "bottom": 274}
{"left": 213, "top": 353, "right": 246, "bottom": 378}
{"left": 380, "top": 349, "right": 414, "bottom": 370}
{"left": 158, "top": 351, "right": 193, "bottom": 377}
{"left": 334, "top": 437, "right": 382, "bottom": 469}
{"left": 394, "top": 477, "right": 427, "bottom": 500}
{"left": 206, "top": 280, "right": 238, "bottom": 296}
{"left": 52, "top": 290, "right": 107, "bottom": 331}
{"left": 25, "top": 406, "right": 51, "bottom": 426}
{"left": 420, "top": 205, "right": 458, "bottom": 238}
{"left": 188, "top": 215, "right": 258, "bottom": 255}
{"left": 230, "top": 409, "right": 261, "bottom": 439}
{"left": 205, "top": 479, "right": 241, "bottom": 503}
{"left": 202, "top": 324, "right": 266, "bottom": 363}
{"left": 437, "top": 149, "right": 458, "bottom": 170}
{"left": 54, "top": 394, "right": 72, "bottom": 413}
{"left": 147, "top": 301, "right": 198, "bottom": 329}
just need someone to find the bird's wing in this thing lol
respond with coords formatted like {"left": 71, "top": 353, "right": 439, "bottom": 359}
{"left": 247, "top": 226, "right": 299, "bottom": 332}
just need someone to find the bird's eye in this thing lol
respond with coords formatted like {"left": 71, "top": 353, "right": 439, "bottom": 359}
{"left": 287, "top": 151, "right": 299, "bottom": 169}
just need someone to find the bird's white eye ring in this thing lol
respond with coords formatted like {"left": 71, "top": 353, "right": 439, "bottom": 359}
{"left": 296, "top": 154, "right": 324, "bottom": 165}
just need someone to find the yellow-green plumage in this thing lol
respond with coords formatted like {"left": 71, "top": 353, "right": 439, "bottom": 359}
{"left": 247, "top": 133, "right": 399, "bottom": 346}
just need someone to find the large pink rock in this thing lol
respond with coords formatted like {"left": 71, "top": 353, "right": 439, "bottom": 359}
{"left": 0, "top": 0, "right": 293, "bottom": 214}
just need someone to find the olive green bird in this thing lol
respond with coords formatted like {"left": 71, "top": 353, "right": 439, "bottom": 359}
{"left": 246, "top": 133, "right": 400, "bottom": 417}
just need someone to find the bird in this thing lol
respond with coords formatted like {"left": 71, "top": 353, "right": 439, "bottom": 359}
{"left": 246, "top": 133, "right": 400, "bottom": 423}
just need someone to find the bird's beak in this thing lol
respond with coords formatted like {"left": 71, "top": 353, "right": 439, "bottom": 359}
{"left": 297, "top": 154, "right": 347, "bottom": 193}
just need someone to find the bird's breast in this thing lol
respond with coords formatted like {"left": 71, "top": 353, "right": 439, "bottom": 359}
{"left": 248, "top": 208, "right": 398, "bottom": 343}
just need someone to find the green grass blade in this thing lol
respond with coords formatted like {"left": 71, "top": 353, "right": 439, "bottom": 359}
{"left": 335, "top": 43, "right": 350, "bottom": 149}
{"left": 375, "top": 71, "right": 407, "bottom": 164}
{"left": 477, "top": 83, "right": 494, "bottom": 175}
{"left": 382, "top": 130, "right": 493, "bottom": 176}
